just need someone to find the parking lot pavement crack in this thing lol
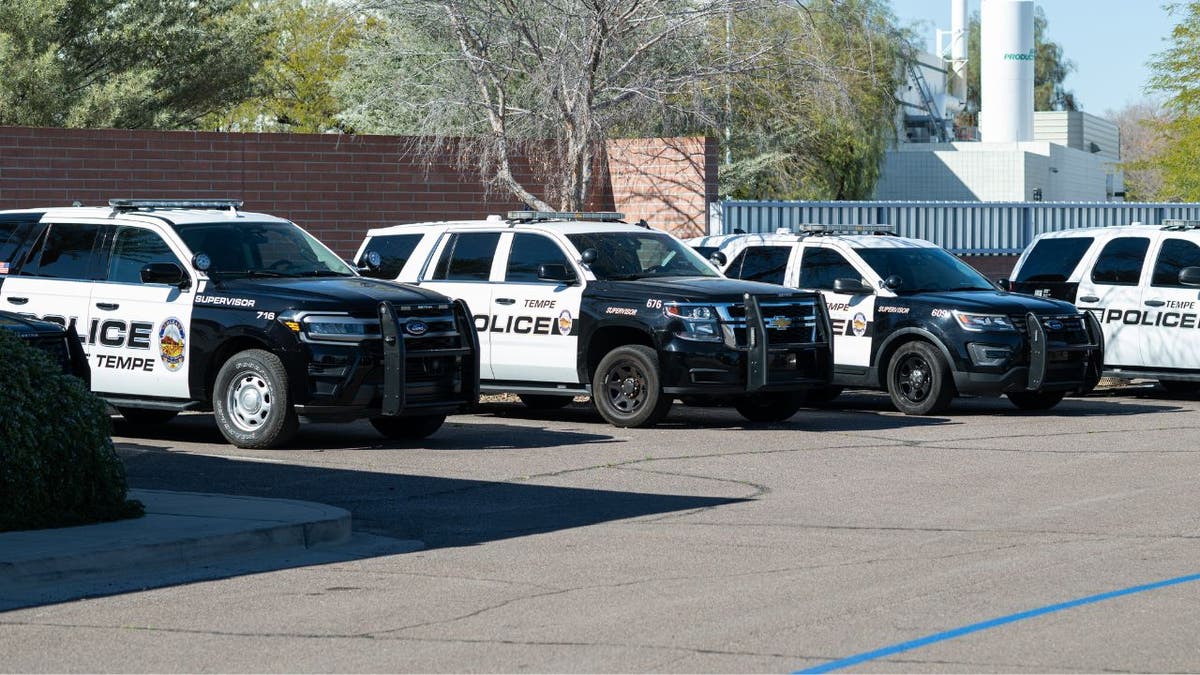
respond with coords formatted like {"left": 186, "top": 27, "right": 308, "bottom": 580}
{"left": 862, "top": 656, "right": 1106, "bottom": 672}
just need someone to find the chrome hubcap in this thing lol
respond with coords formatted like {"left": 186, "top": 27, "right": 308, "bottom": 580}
{"left": 227, "top": 371, "right": 273, "bottom": 432}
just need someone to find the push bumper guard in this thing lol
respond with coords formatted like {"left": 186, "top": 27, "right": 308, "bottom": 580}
{"left": 379, "top": 299, "right": 480, "bottom": 417}
{"left": 745, "top": 294, "right": 834, "bottom": 392}
{"left": 1025, "top": 311, "right": 1104, "bottom": 393}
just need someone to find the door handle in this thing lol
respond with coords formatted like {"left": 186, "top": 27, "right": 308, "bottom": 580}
{"left": 95, "top": 302, "right": 119, "bottom": 311}
{"left": 5, "top": 296, "right": 28, "bottom": 305}
{"left": 1078, "top": 296, "right": 1100, "bottom": 303}
{"left": 1145, "top": 299, "right": 1166, "bottom": 307}
{"left": 495, "top": 298, "right": 516, "bottom": 305}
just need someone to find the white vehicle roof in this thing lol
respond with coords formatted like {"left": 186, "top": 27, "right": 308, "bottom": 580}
{"left": 32, "top": 205, "right": 291, "bottom": 226}
{"left": 689, "top": 230, "right": 939, "bottom": 250}
{"left": 366, "top": 216, "right": 660, "bottom": 238}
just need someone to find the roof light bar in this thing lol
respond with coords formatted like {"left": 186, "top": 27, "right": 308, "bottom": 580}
{"left": 109, "top": 199, "right": 243, "bottom": 211}
{"left": 1162, "top": 219, "right": 1200, "bottom": 230}
{"left": 506, "top": 210, "right": 625, "bottom": 223}
{"left": 795, "top": 223, "right": 897, "bottom": 236}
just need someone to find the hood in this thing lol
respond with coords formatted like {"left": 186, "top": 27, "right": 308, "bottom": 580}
{"left": 591, "top": 276, "right": 811, "bottom": 303}
{"left": 903, "top": 290, "right": 1079, "bottom": 315}
{"left": 206, "top": 276, "right": 452, "bottom": 312}
{"left": 0, "top": 310, "right": 66, "bottom": 336}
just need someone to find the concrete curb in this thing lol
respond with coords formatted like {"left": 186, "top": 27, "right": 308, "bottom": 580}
{"left": 0, "top": 489, "right": 351, "bottom": 593}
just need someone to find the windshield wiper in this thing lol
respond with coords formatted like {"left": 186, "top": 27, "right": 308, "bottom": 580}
{"left": 603, "top": 273, "right": 647, "bottom": 281}
{"left": 295, "top": 270, "right": 353, "bottom": 277}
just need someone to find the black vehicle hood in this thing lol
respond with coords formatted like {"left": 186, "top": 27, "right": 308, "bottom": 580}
{"left": 0, "top": 310, "right": 66, "bottom": 336}
{"left": 591, "top": 277, "right": 812, "bottom": 303}
{"left": 204, "top": 276, "right": 452, "bottom": 311}
{"left": 900, "top": 290, "right": 1079, "bottom": 314}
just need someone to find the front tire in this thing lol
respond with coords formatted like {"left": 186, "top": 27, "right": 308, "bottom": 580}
{"left": 213, "top": 349, "right": 298, "bottom": 449}
{"left": 886, "top": 341, "right": 954, "bottom": 415}
{"left": 735, "top": 392, "right": 804, "bottom": 422}
{"left": 592, "top": 345, "right": 672, "bottom": 427}
{"left": 518, "top": 394, "right": 575, "bottom": 410}
{"left": 1007, "top": 390, "right": 1066, "bottom": 410}
{"left": 117, "top": 407, "right": 179, "bottom": 425}
{"left": 370, "top": 414, "right": 446, "bottom": 440}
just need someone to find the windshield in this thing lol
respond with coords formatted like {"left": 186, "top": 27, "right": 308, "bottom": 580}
{"left": 854, "top": 246, "right": 994, "bottom": 293}
{"left": 173, "top": 221, "right": 354, "bottom": 279}
{"left": 566, "top": 231, "right": 719, "bottom": 280}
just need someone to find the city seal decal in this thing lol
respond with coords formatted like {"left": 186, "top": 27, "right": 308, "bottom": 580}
{"left": 557, "top": 309, "right": 574, "bottom": 335}
{"left": 159, "top": 317, "right": 186, "bottom": 372}
{"left": 852, "top": 312, "right": 868, "bottom": 337}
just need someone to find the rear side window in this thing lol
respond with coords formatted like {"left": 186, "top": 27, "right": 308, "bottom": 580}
{"left": 0, "top": 217, "right": 41, "bottom": 272}
{"left": 431, "top": 232, "right": 500, "bottom": 281}
{"left": 22, "top": 223, "right": 102, "bottom": 280}
{"left": 727, "top": 246, "right": 790, "bottom": 285}
{"left": 1152, "top": 238, "right": 1200, "bottom": 287}
{"left": 799, "top": 247, "right": 860, "bottom": 290}
{"left": 1091, "top": 237, "right": 1149, "bottom": 286}
{"left": 360, "top": 234, "right": 421, "bottom": 279}
{"left": 1014, "top": 237, "right": 1094, "bottom": 283}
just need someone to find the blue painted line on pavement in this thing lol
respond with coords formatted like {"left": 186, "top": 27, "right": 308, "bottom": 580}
{"left": 795, "top": 572, "right": 1200, "bottom": 673}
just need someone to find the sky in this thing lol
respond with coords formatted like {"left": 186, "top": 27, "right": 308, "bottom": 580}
{"left": 888, "top": 0, "right": 1176, "bottom": 115}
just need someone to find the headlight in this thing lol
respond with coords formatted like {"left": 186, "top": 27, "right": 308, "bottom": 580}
{"left": 953, "top": 310, "right": 1015, "bottom": 332}
{"left": 665, "top": 303, "right": 722, "bottom": 342}
{"left": 281, "top": 312, "right": 380, "bottom": 343}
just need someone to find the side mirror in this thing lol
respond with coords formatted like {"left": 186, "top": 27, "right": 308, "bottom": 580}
{"left": 709, "top": 251, "right": 727, "bottom": 267}
{"left": 141, "top": 262, "right": 189, "bottom": 288}
{"left": 357, "top": 250, "right": 382, "bottom": 273}
{"left": 580, "top": 248, "right": 598, "bottom": 265}
{"left": 883, "top": 274, "right": 904, "bottom": 291}
{"left": 538, "top": 263, "right": 576, "bottom": 284}
{"left": 832, "top": 278, "right": 874, "bottom": 295}
{"left": 1180, "top": 267, "right": 1200, "bottom": 287}
{"left": 997, "top": 277, "right": 1011, "bottom": 291}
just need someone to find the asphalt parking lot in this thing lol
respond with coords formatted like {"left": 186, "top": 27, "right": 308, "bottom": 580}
{"left": 3, "top": 387, "right": 1200, "bottom": 673}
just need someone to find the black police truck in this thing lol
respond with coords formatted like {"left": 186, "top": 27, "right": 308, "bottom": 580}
{"left": 0, "top": 200, "right": 478, "bottom": 448}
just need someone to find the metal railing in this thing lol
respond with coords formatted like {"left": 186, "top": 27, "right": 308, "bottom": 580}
{"left": 718, "top": 200, "right": 1200, "bottom": 255}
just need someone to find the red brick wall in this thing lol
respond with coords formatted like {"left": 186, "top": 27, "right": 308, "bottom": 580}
{"left": 0, "top": 127, "right": 713, "bottom": 255}
{"left": 604, "top": 137, "right": 717, "bottom": 239}
{"left": 961, "top": 255, "right": 1019, "bottom": 281}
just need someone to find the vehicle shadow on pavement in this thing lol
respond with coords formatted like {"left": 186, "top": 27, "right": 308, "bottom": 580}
{"left": 812, "top": 390, "right": 1184, "bottom": 418}
{"left": 117, "top": 442, "right": 747, "bottom": 550}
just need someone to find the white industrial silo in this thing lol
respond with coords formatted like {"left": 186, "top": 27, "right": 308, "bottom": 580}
{"left": 980, "top": 0, "right": 1035, "bottom": 142}
{"left": 949, "top": 0, "right": 968, "bottom": 103}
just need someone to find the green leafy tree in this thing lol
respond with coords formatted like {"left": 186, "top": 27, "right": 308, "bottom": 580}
{"left": 212, "top": 0, "right": 372, "bottom": 133}
{"left": 1146, "top": 2, "right": 1200, "bottom": 200}
{"left": 960, "top": 5, "right": 1077, "bottom": 127}
{"left": 0, "top": 0, "right": 270, "bottom": 129}
{"left": 719, "top": 0, "right": 903, "bottom": 200}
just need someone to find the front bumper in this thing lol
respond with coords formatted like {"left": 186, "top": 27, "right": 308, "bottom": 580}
{"left": 952, "top": 311, "right": 1103, "bottom": 396}
{"left": 294, "top": 299, "right": 480, "bottom": 421}
{"left": 660, "top": 294, "right": 834, "bottom": 395}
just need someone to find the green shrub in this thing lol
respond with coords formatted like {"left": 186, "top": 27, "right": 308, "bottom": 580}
{"left": 0, "top": 329, "right": 143, "bottom": 531}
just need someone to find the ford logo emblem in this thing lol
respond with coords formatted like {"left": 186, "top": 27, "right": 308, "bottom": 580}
{"left": 405, "top": 320, "right": 428, "bottom": 336}
{"left": 1045, "top": 319, "right": 1063, "bottom": 330}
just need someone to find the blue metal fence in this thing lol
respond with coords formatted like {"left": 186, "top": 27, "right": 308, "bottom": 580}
{"left": 719, "top": 201, "right": 1200, "bottom": 255}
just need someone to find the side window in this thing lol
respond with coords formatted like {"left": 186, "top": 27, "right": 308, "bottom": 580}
{"left": 431, "top": 232, "right": 501, "bottom": 281}
{"left": 0, "top": 218, "right": 40, "bottom": 273}
{"left": 1091, "top": 237, "right": 1149, "bottom": 286}
{"left": 1152, "top": 238, "right": 1200, "bottom": 287}
{"left": 359, "top": 234, "right": 421, "bottom": 280}
{"left": 727, "top": 246, "right": 790, "bottom": 285}
{"left": 1014, "top": 237, "right": 1094, "bottom": 282}
{"left": 799, "top": 247, "right": 860, "bottom": 290}
{"left": 105, "top": 227, "right": 182, "bottom": 284}
{"left": 505, "top": 233, "right": 571, "bottom": 282}
{"left": 22, "top": 223, "right": 102, "bottom": 280}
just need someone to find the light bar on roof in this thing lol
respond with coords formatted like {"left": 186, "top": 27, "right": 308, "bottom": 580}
{"left": 109, "top": 199, "right": 243, "bottom": 211}
{"left": 1162, "top": 219, "right": 1200, "bottom": 230}
{"left": 506, "top": 210, "right": 625, "bottom": 223}
{"left": 796, "top": 223, "right": 896, "bottom": 235}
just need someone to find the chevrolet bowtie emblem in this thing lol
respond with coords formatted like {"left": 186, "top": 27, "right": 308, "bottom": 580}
{"left": 765, "top": 316, "right": 793, "bottom": 330}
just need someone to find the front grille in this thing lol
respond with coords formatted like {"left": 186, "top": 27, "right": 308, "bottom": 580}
{"left": 716, "top": 297, "right": 821, "bottom": 348}
{"left": 1011, "top": 314, "right": 1091, "bottom": 346}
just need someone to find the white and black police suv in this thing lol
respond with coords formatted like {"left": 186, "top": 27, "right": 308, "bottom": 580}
{"left": 690, "top": 225, "right": 1104, "bottom": 414}
{"left": 0, "top": 200, "right": 479, "bottom": 448}
{"left": 352, "top": 211, "right": 834, "bottom": 427}
{"left": 1009, "top": 220, "right": 1200, "bottom": 393}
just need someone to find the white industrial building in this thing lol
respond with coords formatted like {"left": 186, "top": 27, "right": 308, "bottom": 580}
{"left": 874, "top": 0, "right": 1123, "bottom": 202}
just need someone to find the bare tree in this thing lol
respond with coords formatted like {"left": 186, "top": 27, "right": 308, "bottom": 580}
{"left": 342, "top": 0, "right": 788, "bottom": 210}
{"left": 1109, "top": 100, "right": 1169, "bottom": 201}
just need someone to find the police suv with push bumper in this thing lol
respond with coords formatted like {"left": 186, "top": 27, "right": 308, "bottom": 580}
{"left": 691, "top": 225, "right": 1104, "bottom": 414}
{"left": 1008, "top": 220, "right": 1200, "bottom": 393}
{"left": 353, "top": 211, "right": 834, "bottom": 427}
{"left": 0, "top": 200, "right": 479, "bottom": 448}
